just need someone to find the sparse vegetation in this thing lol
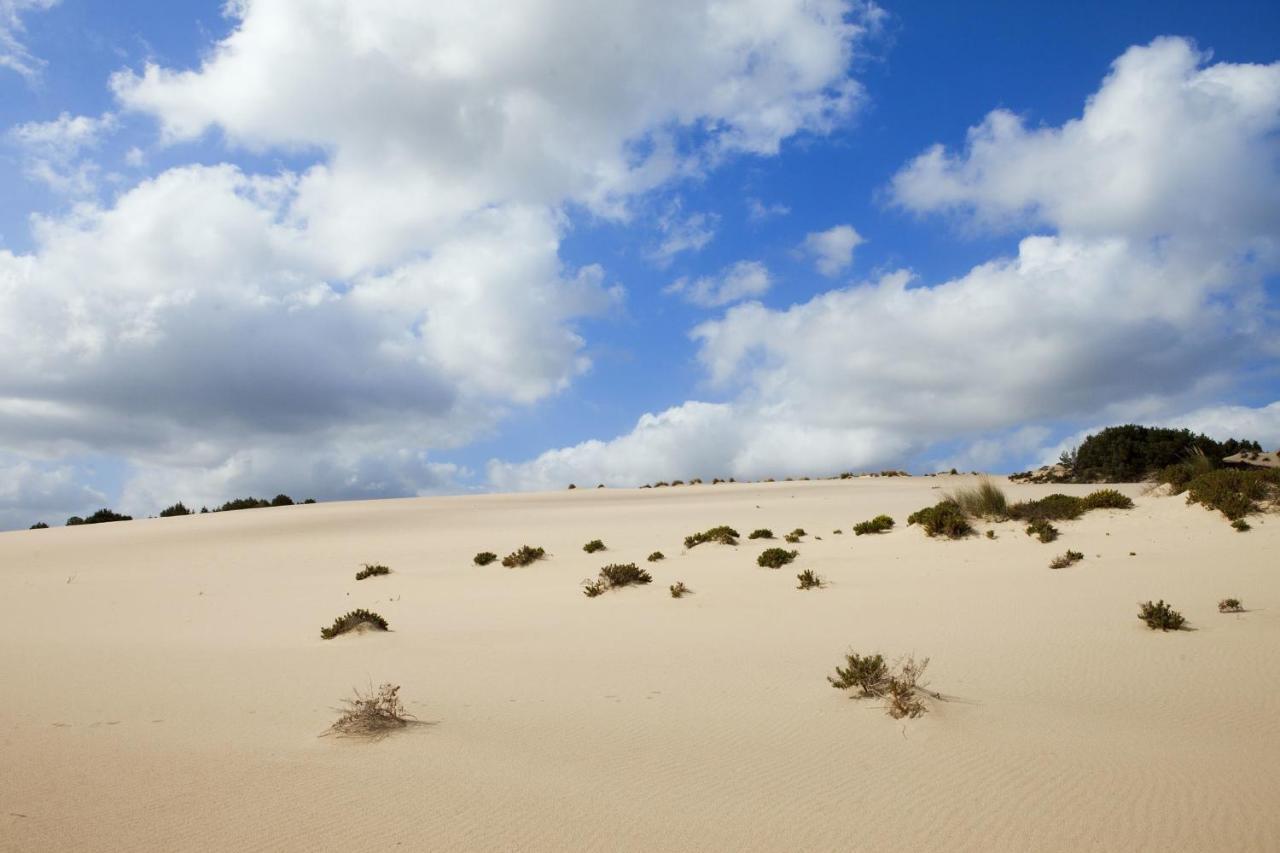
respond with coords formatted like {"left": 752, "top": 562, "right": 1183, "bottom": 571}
{"left": 29, "top": 521, "right": 47, "bottom": 529}
{"left": 159, "top": 502, "right": 192, "bottom": 517}
{"left": 784, "top": 533, "right": 801, "bottom": 543}
{"left": 1049, "top": 550, "right": 1084, "bottom": 569}
{"left": 320, "top": 609, "right": 389, "bottom": 639}
{"left": 757, "top": 548, "right": 798, "bottom": 569}
{"left": 796, "top": 569, "right": 823, "bottom": 589}
{"left": 748, "top": 528, "right": 774, "bottom": 540}
{"left": 948, "top": 478, "right": 1008, "bottom": 519}
{"left": 582, "top": 579, "right": 606, "bottom": 597}
{"left": 502, "top": 545, "right": 546, "bottom": 568}
{"left": 583, "top": 539, "right": 606, "bottom": 553}
{"left": 473, "top": 551, "right": 497, "bottom": 566}
{"left": 829, "top": 652, "right": 933, "bottom": 719}
{"left": 1231, "top": 518, "right": 1251, "bottom": 532}
{"left": 647, "top": 551, "right": 665, "bottom": 562}
{"left": 985, "top": 530, "right": 995, "bottom": 539}
{"left": 853, "top": 514, "right": 894, "bottom": 535}
{"left": 1025, "top": 519, "right": 1059, "bottom": 543}
{"left": 1218, "top": 598, "right": 1243, "bottom": 613}
{"left": 355, "top": 563, "right": 390, "bottom": 580}
{"left": 1073, "top": 425, "right": 1259, "bottom": 482}
{"left": 828, "top": 652, "right": 887, "bottom": 696}
{"left": 670, "top": 581, "right": 689, "bottom": 598}
{"left": 1182, "top": 468, "right": 1280, "bottom": 521}
{"left": 906, "top": 501, "right": 973, "bottom": 538}
{"left": 1007, "top": 493, "right": 1084, "bottom": 522}
{"left": 1080, "top": 489, "right": 1134, "bottom": 510}
{"left": 684, "top": 525, "right": 739, "bottom": 548}
{"left": 789, "top": 528, "right": 806, "bottom": 537}
{"left": 323, "top": 683, "right": 413, "bottom": 738}
{"left": 66, "top": 508, "right": 132, "bottom": 526}
{"left": 584, "top": 562, "right": 653, "bottom": 596}
{"left": 1138, "top": 600, "right": 1186, "bottom": 632}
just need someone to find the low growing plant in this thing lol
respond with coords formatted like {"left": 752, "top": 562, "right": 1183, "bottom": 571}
{"left": 583, "top": 539, "right": 606, "bottom": 554}
{"left": 853, "top": 514, "right": 894, "bottom": 535}
{"left": 1218, "top": 598, "right": 1243, "bottom": 613}
{"left": 1049, "top": 550, "right": 1084, "bottom": 569}
{"left": 1080, "top": 489, "right": 1134, "bottom": 510}
{"left": 355, "top": 563, "right": 391, "bottom": 580}
{"left": 796, "top": 569, "right": 823, "bottom": 590}
{"left": 757, "top": 548, "right": 798, "bottom": 569}
{"left": 320, "top": 609, "right": 389, "bottom": 639}
{"left": 647, "top": 551, "right": 665, "bottom": 562}
{"left": 748, "top": 528, "right": 774, "bottom": 540}
{"left": 1025, "top": 519, "right": 1059, "bottom": 543}
{"left": 474, "top": 551, "right": 497, "bottom": 566}
{"left": 1231, "top": 518, "right": 1251, "bottom": 532}
{"left": 1138, "top": 600, "right": 1186, "bottom": 631}
{"left": 947, "top": 477, "right": 1008, "bottom": 519}
{"left": 583, "top": 562, "right": 653, "bottom": 596}
{"left": 828, "top": 652, "right": 887, "bottom": 696}
{"left": 1007, "top": 493, "right": 1084, "bottom": 522}
{"left": 829, "top": 652, "right": 933, "bottom": 719}
{"left": 684, "top": 525, "right": 740, "bottom": 548}
{"left": 669, "top": 581, "right": 689, "bottom": 598}
{"left": 906, "top": 501, "right": 973, "bottom": 538}
{"left": 502, "top": 545, "right": 546, "bottom": 568}
{"left": 323, "top": 683, "right": 413, "bottom": 739}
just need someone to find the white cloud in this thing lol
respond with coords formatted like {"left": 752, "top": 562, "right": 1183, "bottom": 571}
{"left": 665, "top": 260, "right": 772, "bottom": 307}
{"left": 1159, "top": 401, "right": 1280, "bottom": 450}
{"left": 747, "top": 197, "right": 790, "bottom": 221}
{"left": 0, "top": 453, "right": 105, "bottom": 530}
{"left": 8, "top": 112, "right": 117, "bottom": 195}
{"left": 0, "top": 0, "right": 56, "bottom": 80}
{"left": 492, "top": 38, "right": 1280, "bottom": 487}
{"left": 801, "top": 223, "right": 863, "bottom": 275}
{"left": 650, "top": 201, "right": 718, "bottom": 266}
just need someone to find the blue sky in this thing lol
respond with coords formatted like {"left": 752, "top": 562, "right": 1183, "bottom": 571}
{"left": 1, "top": 0, "right": 1278, "bottom": 527}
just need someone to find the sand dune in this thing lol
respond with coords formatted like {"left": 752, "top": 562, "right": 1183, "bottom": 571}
{"left": 1, "top": 477, "right": 1277, "bottom": 852}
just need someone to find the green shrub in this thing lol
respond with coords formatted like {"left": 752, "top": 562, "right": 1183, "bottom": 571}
{"left": 582, "top": 579, "right": 606, "bottom": 597}
{"left": 757, "top": 548, "right": 798, "bottom": 569}
{"left": 303, "top": 498, "right": 317, "bottom": 504}
{"left": 1218, "top": 598, "right": 1243, "bottom": 613}
{"left": 1048, "top": 550, "right": 1083, "bottom": 569}
{"left": 684, "top": 525, "right": 739, "bottom": 548}
{"left": 669, "top": 581, "right": 689, "bottom": 598}
{"left": 784, "top": 533, "right": 801, "bottom": 543}
{"left": 1025, "top": 519, "right": 1059, "bottom": 543}
{"left": 827, "top": 652, "right": 887, "bottom": 697}
{"left": 748, "top": 528, "right": 774, "bottom": 539}
{"left": 355, "top": 563, "right": 390, "bottom": 580}
{"left": 215, "top": 497, "right": 271, "bottom": 511}
{"left": 29, "top": 521, "right": 48, "bottom": 529}
{"left": 906, "top": 501, "right": 973, "bottom": 538}
{"left": 985, "top": 530, "right": 995, "bottom": 539}
{"left": 833, "top": 529, "right": 843, "bottom": 535}
{"left": 1080, "top": 489, "right": 1134, "bottom": 510}
{"left": 647, "top": 551, "right": 665, "bottom": 562}
{"left": 853, "top": 514, "right": 894, "bottom": 535}
{"left": 583, "top": 539, "right": 606, "bottom": 553}
{"left": 320, "top": 609, "right": 389, "bottom": 639}
{"left": 502, "top": 545, "right": 546, "bottom": 568}
{"left": 66, "top": 508, "right": 133, "bottom": 526}
{"left": 790, "top": 528, "right": 806, "bottom": 537}
{"left": 584, "top": 563, "right": 653, "bottom": 597}
{"left": 796, "top": 569, "right": 823, "bottom": 590}
{"left": 473, "top": 551, "right": 497, "bottom": 566}
{"left": 1231, "top": 519, "right": 1251, "bottom": 532}
{"left": 948, "top": 478, "right": 1008, "bottom": 518}
{"left": 829, "top": 652, "right": 931, "bottom": 719}
{"left": 159, "top": 502, "right": 192, "bottom": 517}
{"left": 270, "top": 494, "right": 294, "bottom": 507}
{"left": 1184, "top": 468, "right": 1280, "bottom": 520}
{"left": 1074, "top": 425, "right": 1259, "bottom": 482}
{"left": 1007, "top": 494, "right": 1084, "bottom": 522}
{"left": 1138, "top": 600, "right": 1186, "bottom": 631}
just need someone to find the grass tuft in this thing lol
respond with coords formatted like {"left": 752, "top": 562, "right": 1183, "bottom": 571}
{"left": 853, "top": 514, "right": 894, "bottom": 535}
{"left": 757, "top": 548, "right": 798, "bottom": 569}
{"left": 796, "top": 569, "right": 823, "bottom": 590}
{"left": 582, "top": 539, "right": 606, "bottom": 553}
{"left": 320, "top": 609, "right": 389, "bottom": 639}
{"left": 473, "top": 551, "right": 497, "bottom": 566}
{"left": 355, "top": 563, "right": 390, "bottom": 581}
{"left": 1138, "top": 600, "right": 1186, "bottom": 631}
{"left": 684, "top": 525, "right": 739, "bottom": 548}
{"left": 502, "top": 545, "right": 546, "bottom": 568}
{"left": 323, "top": 683, "right": 413, "bottom": 739}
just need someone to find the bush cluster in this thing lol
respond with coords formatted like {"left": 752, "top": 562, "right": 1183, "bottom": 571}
{"left": 583, "top": 562, "right": 653, "bottom": 597}
{"left": 159, "top": 502, "right": 192, "bottom": 517}
{"left": 948, "top": 478, "right": 1008, "bottom": 519}
{"left": 906, "top": 501, "right": 972, "bottom": 538}
{"left": 1073, "top": 425, "right": 1259, "bottom": 482}
{"left": 355, "top": 563, "right": 390, "bottom": 580}
{"left": 757, "top": 548, "right": 798, "bottom": 569}
{"left": 1025, "top": 519, "right": 1059, "bottom": 543}
{"left": 684, "top": 525, "right": 739, "bottom": 548}
{"left": 66, "top": 508, "right": 133, "bottom": 526}
{"left": 502, "top": 545, "right": 546, "bottom": 568}
{"left": 320, "top": 609, "right": 389, "bottom": 639}
{"left": 1079, "top": 489, "right": 1134, "bottom": 510}
{"left": 1231, "top": 519, "right": 1251, "bottom": 532}
{"left": 748, "top": 528, "right": 774, "bottom": 540}
{"left": 647, "top": 551, "right": 665, "bottom": 562}
{"left": 1182, "top": 468, "right": 1280, "bottom": 521}
{"left": 1048, "top": 550, "right": 1084, "bottom": 569}
{"left": 1218, "top": 598, "right": 1243, "bottom": 613}
{"left": 852, "top": 514, "right": 894, "bottom": 535}
{"left": 1138, "top": 600, "right": 1186, "bottom": 631}
{"left": 582, "top": 539, "right": 606, "bottom": 553}
{"left": 829, "top": 652, "right": 932, "bottom": 719}
{"left": 29, "top": 521, "right": 48, "bottom": 529}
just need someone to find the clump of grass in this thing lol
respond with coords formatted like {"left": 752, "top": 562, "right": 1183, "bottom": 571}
{"left": 583, "top": 562, "right": 653, "bottom": 597}
{"left": 906, "top": 501, "right": 973, "bottom": 538}
{"left": 1138, "top": 600, "right": 1186, "bottom": 631}
{"left": 947, "top": 477, "right": 1007, "bottom": 519}
{"left": 1080, "top": 489, "right": 1134, "bottom": 510}
{"left": 1048, "top": 550, "right": 1083, "bottom": 569}
{"left": 320, "top": 609, "right": 389, "bottom": 639}
{"left": 684, "top": 525, "right": 739, "bottom": 548}
{"left": 473, "top": 551, "right": 497, "bottom": 566}
{"left": 853, "top": 514, "right": 894, "bottom": 535}
{"left": 647, "top": 551, "right": 665, "bottom": 562}
{"left": 1007, "top": 493, "right": 1084, "bottom": 522}
{"left": 1218, "top": 598, "right": 1243, "bottom": 613}
{"left": 790, "top": 528, "right": 806, "bottom": 537}
{"left": 829, "top": 652, "right": 933, "bottom": 719}
{"left": 796, "top": 569, "right": 823, "bottom": 590}
{"left": 583, "top": 539, "right": 606, "bottom": 554}
{"left": 355, "top": 563, "right": 390, "bottom": 581}
{"left": 784, "top": 533, "right": 801, "bottom": 543}
{"left": 1184, "top": 468, "right": 1280, "bottom": 520}
{"left": 323, "top": 683, "right": 413, "bottom": 739}
{"left": 502, "top": 545, "right": 546, "bottom": 568}
{"left": 1025, "top": 518, "right": 1059, "bottom": 543}
{"left": 748, "top": 528, "right": 774, "bottom": 540}
{"left": 1231, "top": 518, "right": 1250, "bottom": 532}
{"left": 757, "top": 548, "right": 798, "bottom": 569}
{"left": 670, "top": 581, "right": 689, "bottom": 598}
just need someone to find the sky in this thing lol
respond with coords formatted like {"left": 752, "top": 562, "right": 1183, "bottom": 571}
{"left": 0, "top": 0, "right": 1278, "bottom": 529}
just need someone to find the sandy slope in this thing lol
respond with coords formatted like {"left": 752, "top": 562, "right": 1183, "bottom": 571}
{"left": 1, "top": 476, "right": 1277, "bottom": 852}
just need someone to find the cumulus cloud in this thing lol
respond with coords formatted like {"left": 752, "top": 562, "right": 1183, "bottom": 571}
{"left": 665, "top": 260, "right": 772, "bottom": 307}
{"left": 0, "top": 453, "right": 105, "bottom": 531}
{"left": 801, "top": 223, "right": 863, "bottom": 275}
{"left": 8, "top": 111, "right": 117, "bottom": 195}
{"left": 492, "top": 38, "right": 1280, "bottom": 487}
{"left": 650, "top": 203, "right": 719, "bottom": 266}
{"left": 0, "top": 0, "right": 56, "bottom": 80}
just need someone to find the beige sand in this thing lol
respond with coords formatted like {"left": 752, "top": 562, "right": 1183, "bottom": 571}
{"left": 1, "top": 477, "right": 1277, "bottom": 852}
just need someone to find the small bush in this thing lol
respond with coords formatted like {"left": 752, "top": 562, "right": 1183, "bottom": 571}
{"left": 784, "top": 533, "right": 801, "bottom": 543}
{"left": 1184, "top": 468, "right": 1280, "bottom": 520}
{"left": 324, "top": 683, "right": 413, "bottom": 739}
{"left": 583, "top": 539, "right": 606, "bottom": 553}
{"left": 320, "top": 609, "right": 389, "bottom": 639}
{"left": 884, "top": 657, "right": 931, "bottom": 720}
{"left": 790, "top": 528, "right": 806, "bottom": 537}
{"left": 355, "top": 563, "right": 390, "bottom": 581}
{"left": 748, "top": 528, "right": 774, "bottom": 540}
{"left": 757, "top": 548, "right": 798, "bottom": 569}
{"left": 948, "top": 477, "right": 1007, "bottom": 519}
{"left": 832, "top": 529, "right": 843, "bottom": 535}
{"left": 907, "top": 501, "right": 973, "bottom": 538}
{"left": 584, "top": 563, "right": 653, "bottom": 597}
{"left": 159, "top": 502, "right": 192, "bottom": 517}
{"left": 829, "top": 652, "right": 932, "bottom": 719}
{"left": 582, "top": 579, "right": 607, "bottom": 597}
{"left": 1007, "top": 494, "right": 1084, "bottom": 522}
{"left": 1080, "top": 489, "right": 1134, "bottom": 510}
{"left": 827, "top": 652, "right": 887, "bottom": 697}
{"left": 669, "top": 581, "right": 689, "bottom": 598}
{"left": 303, "top": 498, "right": 317, "bottom": 504}
{"left": 647, "top": 551, "right": 665, "bottom": 562}
{"left": 1218, "top": 598, "right": 1243, "bottom": 613}
{"left": 270, "top": 494, "right": 294, "bottom": 507}
{"left": 29, "top": 521, "right": 48, "bottom": 529}
{"left": 1138, "top": 600, "right": 1186, "bottom": 631}
{"left": 796, "top": 569, "right": 823, "bottom": 590}
{"left": 853, "top": 514, "right": 894, "bottom": 535}
{"left": 1048, "top": 550, "right": 1083, "bottom": 569}
{"left": 66, "top": 508, "right": 132, "bottom": 526}
{"left": 502, "top": 545, "right": 546, "bottom": 568}
{"left": 684, "top": 525, "right": 739, "bottom": 548}
{"left": 567, "top": 483, "right": 576, "bottom": 489}
{"left": 1025, "top": 519, "right": 1059, "bottom": 543}
{"left": 1231, "top": 518, "right": 1251, "bottom": 532}
{"left": 985, "top": 530, "right": 995, "bottom": 539}
{"left": 474, "top": 551, "right": 497, "bottom": 566}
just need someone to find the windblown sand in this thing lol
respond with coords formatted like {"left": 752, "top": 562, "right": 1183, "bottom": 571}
{"left": 1, "top": 477, "right": 1277, "bottom": 852}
